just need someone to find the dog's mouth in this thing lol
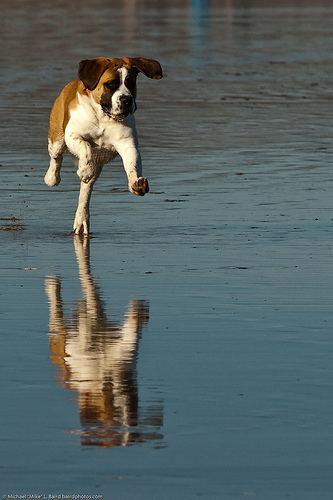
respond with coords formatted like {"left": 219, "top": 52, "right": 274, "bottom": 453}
{"left": 101, "top": 106, "right": 130, "bottom": 122}
{"left": 110, "top": 112, "right": 129, "bottom": 122}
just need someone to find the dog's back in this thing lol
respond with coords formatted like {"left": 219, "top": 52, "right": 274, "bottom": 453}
{"left": 49, "top": 80, "right": 83, "bottom": 143}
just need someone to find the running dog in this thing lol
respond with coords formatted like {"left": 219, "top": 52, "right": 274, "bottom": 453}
{"left": 44, "top": 57, "right": 163, "bottom": 234}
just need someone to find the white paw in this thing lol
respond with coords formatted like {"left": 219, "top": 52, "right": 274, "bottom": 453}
{"left": 73, "top": 212, "right": 90, "bottom": 235}
{"left": 44, "top": 170, "right": 61, "bottom": 187}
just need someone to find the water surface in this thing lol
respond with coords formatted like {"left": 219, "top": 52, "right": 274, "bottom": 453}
{"left": 1, "top": 1, "right": 333, "bottom": 498}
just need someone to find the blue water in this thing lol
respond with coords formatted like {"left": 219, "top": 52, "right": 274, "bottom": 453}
{"left": 1, "top": 1, "right": 333, "bottom": 498}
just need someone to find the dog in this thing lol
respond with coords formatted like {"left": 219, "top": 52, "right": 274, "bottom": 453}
{"left": 45, "top": 237, "right": 164, "bottom": 447}
{"left": 44, "top": 57, "right": 163, "bottom": 235}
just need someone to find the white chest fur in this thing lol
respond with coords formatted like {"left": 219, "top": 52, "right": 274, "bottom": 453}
{"left": 66, "top": 92, "right": 138, "bottom": 158}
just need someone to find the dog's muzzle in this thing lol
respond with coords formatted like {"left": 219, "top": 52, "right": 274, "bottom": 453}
{"left": 106, "top": 94, "right": 135, "bottom": 122}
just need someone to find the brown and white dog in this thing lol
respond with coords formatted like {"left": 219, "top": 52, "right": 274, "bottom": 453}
{"left": 44, "top": 57, "right": 163, "bottom": 235}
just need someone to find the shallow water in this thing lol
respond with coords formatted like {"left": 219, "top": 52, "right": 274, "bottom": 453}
{"left": 1, "top": 1, "right": 333, "bottom": 498}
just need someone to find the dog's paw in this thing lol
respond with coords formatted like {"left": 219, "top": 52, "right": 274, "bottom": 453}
{"left": 44, "top": 170, "right": 61, "bottom": 187}
{"left": 73, "top": 211, "right": 90, "bottom": 235}
{"left": 130, "top": 177, "right": 149, "bottom": 197}
{"left": 77, "top": 165, "right": 94, "bottom": 184}
{"left": 73, "top": 221, "right": 89, "bottom": 235}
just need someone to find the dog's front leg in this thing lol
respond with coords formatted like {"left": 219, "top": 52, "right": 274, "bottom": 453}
{"left": 118, "top": 144, "right": 149, "bottom": 197}
{"left": 65, "top": 131, "right": 95, "bottom": 184}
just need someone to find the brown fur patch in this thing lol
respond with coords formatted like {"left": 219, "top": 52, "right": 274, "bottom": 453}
{"left": 48, "top": 80, "right": 83, "bottom": 142}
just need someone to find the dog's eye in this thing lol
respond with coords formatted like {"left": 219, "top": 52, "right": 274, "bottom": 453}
{"left": 125, "top": 77, "right": 136, "bottom": 95}
{"left": 104, "top": 80, "right": 119, "bottom": 91}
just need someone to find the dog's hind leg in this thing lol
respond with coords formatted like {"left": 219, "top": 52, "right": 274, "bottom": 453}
{"left": 45, "top": 137, "right": 66, "bottom": 187}
{"left": 73, "top": 165, "right": 103, "bottom": 235}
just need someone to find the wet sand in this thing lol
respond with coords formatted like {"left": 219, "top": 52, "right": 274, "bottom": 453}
{"left": 1, "top": 1, "right": 333, "bottom": 498}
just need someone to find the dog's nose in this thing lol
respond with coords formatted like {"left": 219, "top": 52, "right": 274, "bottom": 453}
{"left": 120, "top": 95, "right": 132, "bottom": 107}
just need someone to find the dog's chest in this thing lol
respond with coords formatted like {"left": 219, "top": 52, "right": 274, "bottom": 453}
{"left": 89, "top": 121, "right": 120, "bottom": 150}
{"left": 68, "top": 95, "right": 136, "bottom": 153}
{"left": 80, "top": 123, "right": 120, "bottom": 165}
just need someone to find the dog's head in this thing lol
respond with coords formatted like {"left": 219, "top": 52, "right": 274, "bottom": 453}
{"left": 78, "top": 57, "right": 163, "bottom": 122}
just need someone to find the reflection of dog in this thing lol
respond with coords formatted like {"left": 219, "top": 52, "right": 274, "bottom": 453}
{"left": 44, "top": 57, "right": 163, "bottom": 234}
{"left": 45, "top": 237, "right": 163, "bottom": 447}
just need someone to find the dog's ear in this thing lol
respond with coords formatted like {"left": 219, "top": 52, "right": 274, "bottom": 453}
{"left": 78, "top": 58, "right": 110, "bottom": 90}
{"left": 129, "top": 58, "right": 163, "bottom": 80}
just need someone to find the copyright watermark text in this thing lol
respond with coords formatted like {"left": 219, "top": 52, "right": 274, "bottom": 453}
{"left": 3, "top": 495, "right": 103, "bottom": 500}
